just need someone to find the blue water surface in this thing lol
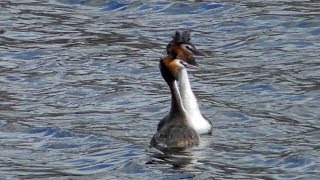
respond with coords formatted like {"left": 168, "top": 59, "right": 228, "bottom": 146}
{"left": 0, "top": 0, "right": 319, "bottom": 179}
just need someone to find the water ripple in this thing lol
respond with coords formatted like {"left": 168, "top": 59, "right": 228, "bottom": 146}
{"left": 0, "top": 0, "right": 319, "bottom": 179}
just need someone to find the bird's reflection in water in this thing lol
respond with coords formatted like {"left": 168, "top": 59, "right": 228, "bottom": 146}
{"left": 146, "top": 136, "right": 212, "bottom": 172}
{"left": 147, "top": 148, "right": 196, "bottom": 169}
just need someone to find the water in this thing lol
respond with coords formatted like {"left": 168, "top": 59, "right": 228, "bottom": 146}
{"left": 1, "top": 0, "right": 319, "bottom": 179}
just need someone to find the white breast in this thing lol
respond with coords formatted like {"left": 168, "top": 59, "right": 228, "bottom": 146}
{"left": 188, "top": 113, "right": 212, "bottom": 134}
{"left": 178, "top": 67, "right": 212, "bottom": 134}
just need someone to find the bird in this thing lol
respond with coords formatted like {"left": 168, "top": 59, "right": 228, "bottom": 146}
{"left": 150, "top": 58, "right": 200, "bottom": 150}
{"left": 157, "top": 31, "right": 213, "bottom": 135}
{"left": 165, "top": 31, "right": 207, "bottom": 67}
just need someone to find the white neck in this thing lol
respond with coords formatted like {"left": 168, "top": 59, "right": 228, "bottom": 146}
{"left": 178, "top": 68, "right": 202, "bottom": 117}
{"left": 178, "top": 68, "right": 212, "bottom": 134}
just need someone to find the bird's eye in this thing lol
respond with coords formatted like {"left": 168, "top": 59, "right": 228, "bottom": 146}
{"left": 181, "top": 44, "right": 192, "bottom": 51}
{"left": 182, "top": 44, "right": 193, "bottom": 52}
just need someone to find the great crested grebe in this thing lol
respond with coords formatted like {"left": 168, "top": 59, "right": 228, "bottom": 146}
{"left": 157, "top": 31, "right": 212, "bottom": 135}
{"left": 166, "top": 31, "right": 207, "bottom": 66}
{"left": 150, "top": 58, "right": 199, "bottom": 150}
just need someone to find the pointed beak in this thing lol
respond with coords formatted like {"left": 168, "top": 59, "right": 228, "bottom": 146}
{"left": 180, "top": 60, "right": 199, "bottom": 70}
{"left": 186, "top": 46, "right": 208, "bottom": 57}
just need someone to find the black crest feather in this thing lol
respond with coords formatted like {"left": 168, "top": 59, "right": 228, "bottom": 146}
{"left": 172, "top": 31, "right": 191, "bottom": 44}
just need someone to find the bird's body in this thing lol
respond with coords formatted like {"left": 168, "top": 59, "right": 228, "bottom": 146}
{"left": 157, "top": 67, "right": 212, "bottom": 135}
{"left": 150, "top": 60, "right": 199, "bottom": 150}
{"left": 150, "top": 31, "right": 212, "bottom": 151}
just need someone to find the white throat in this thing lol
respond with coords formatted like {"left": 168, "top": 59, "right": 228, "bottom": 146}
{"left": 178, "top": 68, "right": 212, "bottom": 134}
